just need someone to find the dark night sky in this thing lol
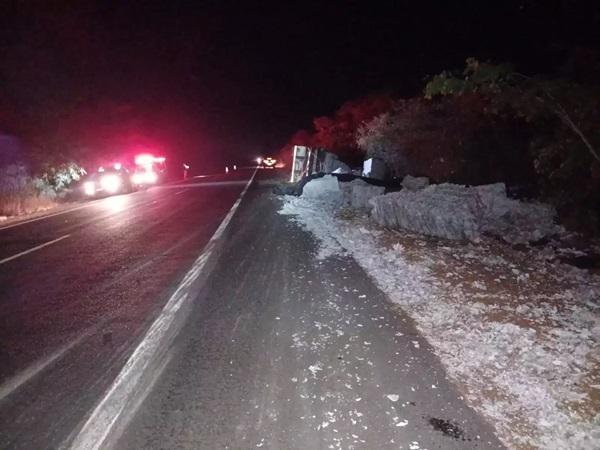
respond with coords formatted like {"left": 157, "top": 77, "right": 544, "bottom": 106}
{"left": 1, "top": 0, "right": 599, "bottom": 168}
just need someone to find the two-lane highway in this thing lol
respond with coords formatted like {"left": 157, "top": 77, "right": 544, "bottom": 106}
{"left": 1, "top": 168, "right": 505, "bottom": 450}
{"left": 0, "top": 170, "right": 255, "bottom": 449}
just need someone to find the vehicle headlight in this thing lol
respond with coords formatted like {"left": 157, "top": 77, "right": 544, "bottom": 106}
{"left": 100, "top": 174, "right": 121, "bottom": 193}
{"left": 83, "top": 181, "right": 96, "bottom": 196}
{"left": 147, "top": 171, "right": 158, "bottom": 183}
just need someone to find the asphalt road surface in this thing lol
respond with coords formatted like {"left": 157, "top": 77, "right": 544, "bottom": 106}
{"left": 0, "top": 168, "right": 505, "bottom": 449}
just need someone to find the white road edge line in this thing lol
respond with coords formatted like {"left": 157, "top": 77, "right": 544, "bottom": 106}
{"left": 68, "top": 170, "right": 257, "bottom": 450}
{"left": 0, "top": 234, "right": 71, "bottom": 265}
{"left": 161, "top": 180, "right": 248, "bottom": 189}
{"left": 0, "top": 203, "right": 100, "bottom": 231}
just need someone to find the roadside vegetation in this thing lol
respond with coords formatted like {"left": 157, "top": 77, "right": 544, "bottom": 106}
{"left": 280, "top": 51, "right": 600, "bottom": 236}
{"left": 0, "top": 161, "right": 85, "bottom": 218}
{"left": 277, "top": 50, "right": 600, "bottom": 449}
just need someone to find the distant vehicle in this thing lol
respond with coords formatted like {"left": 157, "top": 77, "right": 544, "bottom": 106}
{"left": 131, "top": 154, "right": 166, "bottom": 188}
{"left": 82, "top": 165, "right": 134, "bottom": 197}
{"left": 262, "top": 157, "right": 277, "bottom": 168}
{"left": 131, "top": 166, "right": 159, "bottom": 188}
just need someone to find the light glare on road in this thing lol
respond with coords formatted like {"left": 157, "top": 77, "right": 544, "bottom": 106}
{"left": 102, "top": 194, "right": 129, "bottom": 213}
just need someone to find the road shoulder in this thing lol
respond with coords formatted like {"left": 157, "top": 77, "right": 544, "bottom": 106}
{"left": 117, "top": 187, "right": 504, "bottom": 450}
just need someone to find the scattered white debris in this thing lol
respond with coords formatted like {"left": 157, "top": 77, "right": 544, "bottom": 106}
{"left": 279, "top": 194, "right": 600, "bottom": 450}
{"left": 386, "top": 394, "right": 400, "bottom": 402}
{"left": 308, "top": 363, "right": 323, "bottom": 377}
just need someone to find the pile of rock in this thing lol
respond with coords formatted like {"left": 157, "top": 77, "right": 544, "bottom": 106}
{"left": 339, "top": 179, "right": 385, "bottom": 210}
{"left": 370, "top": 182, "right": 560, "bottom": 244}
{"left": 300, "top": 175, "right": 342, "bottom": 203}
{"left": 300, "top": 175, "right": 386, "bottom": 210}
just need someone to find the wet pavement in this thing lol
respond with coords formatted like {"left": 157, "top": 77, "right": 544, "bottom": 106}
{"left": 0, "top": 171, "right": 250, "bottom": 449}
{"left": 0, "top": 170, "right": 505, "bottom": 449}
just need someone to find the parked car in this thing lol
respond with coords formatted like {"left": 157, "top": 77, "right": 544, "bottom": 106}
{"left": 82, "top": 166, "right": 134, "bottom": 197}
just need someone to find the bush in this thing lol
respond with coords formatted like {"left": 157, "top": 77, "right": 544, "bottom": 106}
{"left": 278, "top": 94, "right": 395, "bottom": 166}
{"left": 357, "top": 95, "right": 535, "bottom": 187}
{"left": 0, "top": 164, "right": 51, "bottom": 216}
{"left": 284, "top": 55, "right": 600, "bottom": 234}
{"left": 37, "top": 161, "right": 86, "bottom": 193}
{"left": 424, "top": 58, "right": 600, "bottom": 233}
{"left": 0, "top": 161, "right": 85, "bottom": 217}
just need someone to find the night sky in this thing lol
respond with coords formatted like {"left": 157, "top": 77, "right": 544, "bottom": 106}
{"left": 1, "top": 1, "right": 599, "bottom": 169}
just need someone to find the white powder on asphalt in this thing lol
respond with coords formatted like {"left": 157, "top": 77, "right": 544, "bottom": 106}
{"left": 280, "top": 195, "right": 600, "bottom": 450}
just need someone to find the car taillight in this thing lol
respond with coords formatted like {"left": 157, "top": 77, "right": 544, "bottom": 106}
{"left": 135, "top": 154, "right": 154, "bottom": 166}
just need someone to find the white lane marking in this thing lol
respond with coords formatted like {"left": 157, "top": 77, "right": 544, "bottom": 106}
{"left": 68, "top": 170, "right": 257, "bottom": 450}
{"left": 174, "top": 189, "right": 188, "bottom": 195}
{"left": 0, "top": 326, "right": 97, "bottom": 402}
{"left": 0, "top": 234, "right": 71, "bottom": 265}
{"left": 210, "top": 179, "right": 255, "bottom": 241}
{"left": 159, "top": 180, "right": 248, "bottom": 189}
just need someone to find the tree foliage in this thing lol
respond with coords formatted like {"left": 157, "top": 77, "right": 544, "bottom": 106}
{"left": 280, "top": 94, "right": 395, "bottom": 165}
{"left": 424, "top": 58, "right": 515, "bottom": 99}
{"left": 357, "top": 95, "right": 533, "bottom": 185}
{"left": 423, "top": 57, "right": 600, "bottom": 229}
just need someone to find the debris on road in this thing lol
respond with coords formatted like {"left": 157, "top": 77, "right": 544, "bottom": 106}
{"left": 428, "top": 417, "right": 469, "bottom": 441}
{"left": 300, "top": 174, "right": 342, "bottom": 203}
{"left": 280, "top": 191, "right": 600, "bottom": 450}
{"left": 362, "top": 157, "right": 387, "bottom": 180}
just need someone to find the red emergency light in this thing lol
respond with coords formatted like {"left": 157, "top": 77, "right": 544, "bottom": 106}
{"left": 135, "top": 154, "right": 155, "bottom": 166}
{"left": 135, "top": 154, "right": 166, "bottom": 165}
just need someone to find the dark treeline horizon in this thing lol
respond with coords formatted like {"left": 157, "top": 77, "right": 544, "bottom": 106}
{"left": 1, "top": 0, "right": 599, "bottom": 167}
